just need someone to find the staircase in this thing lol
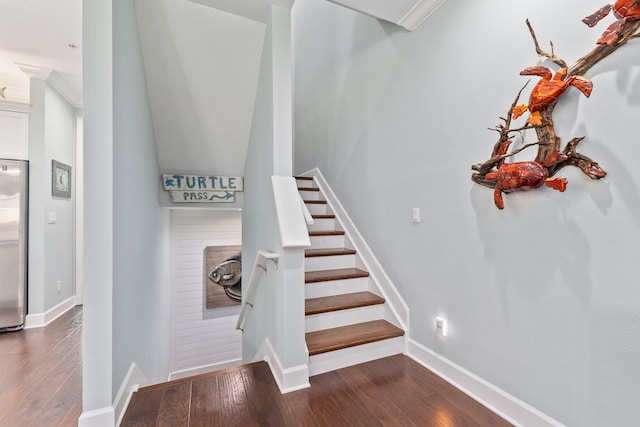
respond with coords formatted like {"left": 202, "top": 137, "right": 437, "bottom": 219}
{"left": 296, "top": 176, "right": 405, "bottom": 376}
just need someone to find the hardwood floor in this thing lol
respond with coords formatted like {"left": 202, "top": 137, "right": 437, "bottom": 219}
{"left": 122, "top": 354, "right": 513, "bottom": 427}
{"left": 0, "top": 306, "right": 83, "bottom": 427}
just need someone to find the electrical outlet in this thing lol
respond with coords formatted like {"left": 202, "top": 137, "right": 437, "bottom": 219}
{"left": 56, "top": 280, "right": 62, "bottom": 293}
{"left": 436, "top": 316, "right": 448, "bottom": 337}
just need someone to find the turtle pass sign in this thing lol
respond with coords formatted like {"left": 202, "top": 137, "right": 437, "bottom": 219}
{"left": 162, "top": 174, "right": 243, "bottom": 203}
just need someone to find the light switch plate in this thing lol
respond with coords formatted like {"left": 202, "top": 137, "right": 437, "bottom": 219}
{"left": 48, "top": 212, "right": 57, "bottom": 224}
{"left": 412, "top": 207, "right": 420, "bottom": 224}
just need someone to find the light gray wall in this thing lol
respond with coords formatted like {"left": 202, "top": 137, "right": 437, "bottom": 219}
{"left": 243, "top": 7, "right": 308, "bottom": 385}
{"left": 43, "top": 85, "right": 76, "bottom": 308}
{"left": 82, "top": 0, "right": 171, "bottom": 420}
{"left": 293, "top": 0, "right": 640, "bottom": 425}
{"left": 82, "top": 0, "right": 113, "bottom": 418}
{"left": 242, "top": 6, "right": 278, "bottom": 362}
{"left": 113, "top": 0, "right": 172, "bottom": 391}
{"left": 28, "top": 80, "right": 76, "bottom": 315}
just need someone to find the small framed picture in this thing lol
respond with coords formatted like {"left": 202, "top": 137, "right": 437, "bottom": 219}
{"left": 52, "top": 160, "right": 71, "bottom": 198}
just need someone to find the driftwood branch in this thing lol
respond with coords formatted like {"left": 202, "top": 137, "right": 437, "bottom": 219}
{"left": 526, "top": 19, "right": 568, "bottom": 68}
{"left": 471, "top": 14, "right": 636, "bottom": 202}
{"left": 569, "top": 20, "right": 640, "bottom": 76}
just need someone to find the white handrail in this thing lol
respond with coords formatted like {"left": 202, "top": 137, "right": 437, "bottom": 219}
{"left": 236, "top": 250, "right": 279, "bottom": 331}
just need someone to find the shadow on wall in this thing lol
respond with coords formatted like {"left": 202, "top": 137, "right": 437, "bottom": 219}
{"left": 469, "top": 187, "right": 594, "bottom": 316}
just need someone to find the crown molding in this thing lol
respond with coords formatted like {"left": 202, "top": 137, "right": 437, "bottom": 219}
{"left": 48, "top": 71, "right": 83, "bottom": 108}
{"left": 15, "top": 63, "right": 52, "bottom": 80}
{"left": 327, "top": 0, "right": 446, "bottom": 31}
{"left": 397, "top": 0, "right": 447, "bottom": 31}
{"left": 0, "top": 100, "right": 30, "bottom": 113}
{"left": 13, "top": 63, "right": 82, "bottom": 108}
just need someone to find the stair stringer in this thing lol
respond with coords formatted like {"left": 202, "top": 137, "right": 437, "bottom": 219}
{"left": 300, "top": 168, "right": 410, "bottom": 339}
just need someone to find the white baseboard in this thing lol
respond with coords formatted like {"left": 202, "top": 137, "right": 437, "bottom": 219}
{"left": 24, "top": 296, "right": 77, "bottom": 329}
{"left": 255, "top": 338, "right": 310, "bottom": 393}
{"left": 113, "top": 363, "right": 149, "bottom": 427}
{"left": 168, "top": 358, "right": 242, "bottom": 381}
{"left": 407, "top": 339, "right": 565, "bottom": 427}
{"left": 78, "top": 406, "right": 115, "bottom": 427}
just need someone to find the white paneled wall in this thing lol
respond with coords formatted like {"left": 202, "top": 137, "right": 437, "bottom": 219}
{"left": 170, "top": 209, "right": 243, "bottom": 379}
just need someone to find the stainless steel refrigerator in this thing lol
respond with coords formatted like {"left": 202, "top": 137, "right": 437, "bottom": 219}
{"left": 0, "top": 159, "right": 27, "bottom": 331}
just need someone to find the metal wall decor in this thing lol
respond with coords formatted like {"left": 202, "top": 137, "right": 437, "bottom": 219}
{"left": 205, "top": 246, "right": 242, "bottom": 309}
{"left": 472, "top": 2, "right": 640, "bottom": 209}
{"left": 52, "top": 159, "right": 72, "bottom": 199}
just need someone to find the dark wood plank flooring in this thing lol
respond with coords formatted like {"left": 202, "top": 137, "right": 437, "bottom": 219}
{"left": 0, "top": 306, "right": 83, "bottom": 427}
{"left": 122, "top": 354, "right": 513, "bottom": 427}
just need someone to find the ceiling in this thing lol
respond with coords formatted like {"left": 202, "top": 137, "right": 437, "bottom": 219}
{"left": 0, "top": 0, "right": 442, "bottom": 110}
{"left": 0, "top": 0, "right": 82, "bottom": 107}
{"left": 0, "top": 0, "right": 289, "bottom": 109}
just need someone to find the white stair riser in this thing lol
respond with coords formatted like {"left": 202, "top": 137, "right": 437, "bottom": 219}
{"left": 307, "top": 218, "right": 336, "bottom": 231}
{"left": 305, "top": 254, "right": 356, "bottom": 271}
{"left": 305, "top": 304, "right": 385, "bottom": 333}
{"left": 296, "top": 179, "right": 316, "bottom": 188}
{"left": 310, "top": 235, "right": 344, "bottom": 248}
{"left": 299, "top": 190, "right": 321, "bottom": 200}
{"left": 305, "top": 203, "right": 328, "bottom": 216}
{"left": 308, "top": 336, "right": 405, "bottom": 377}
{"left": 305, "top": 277, "right": 371, "bottom": 299}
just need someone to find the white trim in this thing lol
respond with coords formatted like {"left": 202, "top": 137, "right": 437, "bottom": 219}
{"left": 407, "top": 339, "right": 565, "bottom": 427}
{"left": 168, "top": 358, "right": 242, "bottom": 381}
{"left": 47, "top": 71, "right": 83, "bottom": 109}
{"left": 302, "top": 168, "right": 410, "bottom": 330}
{"left": 113, "top": 363, "right": 149, "bottom": 427}
{"left": 255, "top": 338, "right": 310, "bottom": 393}
{"left": 272, "top": 176, "right": 311, "bottom": 249}
{"left": 0, "top": 100, "right": 30, "bottom": 113}
{"left": 24, "top": 296, "right": 76, "bottom": 329}
{"left": 397, "top": 0, "right": 447, "bottom": 31}
{"left": 78, "top": 406, "right": 115, "bottom": 427}
{"left": 16, "top": 63, "right": 52, "bottom": 80}
{"left": 75, "top": 114, "right": 84, "bottom": 305}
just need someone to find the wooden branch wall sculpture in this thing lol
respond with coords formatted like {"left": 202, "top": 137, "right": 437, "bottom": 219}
{"left": 472, "top": 1, "right": 640, "bottom": 210}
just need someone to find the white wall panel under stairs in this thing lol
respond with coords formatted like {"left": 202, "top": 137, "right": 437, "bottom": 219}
{"left": 170, "top": 209, "right": 243, "bottom": 380}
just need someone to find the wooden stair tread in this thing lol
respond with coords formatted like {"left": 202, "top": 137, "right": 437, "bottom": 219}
{"left": 305, "top": 248, "right": 356, "bottom": 257}
{"left": 306, "top": 320, "right": 404, "bottom": 356}
{"left": 305, "top": 292, "right": 384, "bottom": 316}
{"left": 295, "top": 176, "right": 314, "bottom": 180}
{"left": 311, "top": 214, "right": 335, "bottom": 219}
{"left": 309, "top": 230, "right": 345, "bottom": 236}
{"left": 298, "top": 187, "right": 319, "bottom": 192}
{"left": 305, "top": 268, "right": 369, "bottom": 283}
{"left": 304, "top": 199, "right": 327, "bottom": 204}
